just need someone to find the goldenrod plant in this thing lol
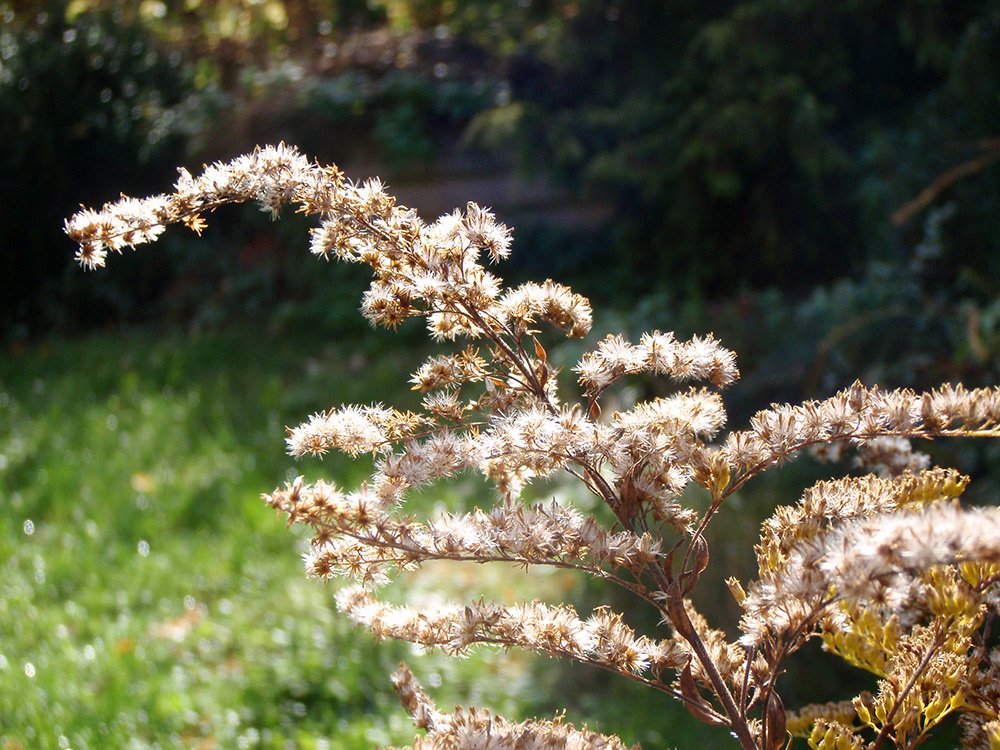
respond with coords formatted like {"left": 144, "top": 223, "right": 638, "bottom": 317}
{"left": 67, "top": 144, "right": 1000, "bottom": 750}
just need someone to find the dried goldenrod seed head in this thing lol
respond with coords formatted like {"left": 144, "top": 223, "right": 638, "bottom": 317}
{"left": 71, "top": 145, "right": 1000, "bottom": 750}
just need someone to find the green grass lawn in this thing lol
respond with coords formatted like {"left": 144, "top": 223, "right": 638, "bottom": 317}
{"left": 0, "top": 328, "right": 728, "bottom": 749}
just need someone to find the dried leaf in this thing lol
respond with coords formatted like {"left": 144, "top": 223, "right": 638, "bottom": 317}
{"left": 679, "top": 664, "right": 726, "bottom": 725}
{"left": 764, "top": 691, "right": 787, "bottom": 750}
{"left": 533, "top": 337, "right": 547, "bottom": 364}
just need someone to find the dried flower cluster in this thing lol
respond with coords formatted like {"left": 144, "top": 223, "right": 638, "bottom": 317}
{"left": 69, "top": 145, "right": 1000, "bottom": 750}
{"left": 391, "top": 663, "right": 636, "bottom": 750}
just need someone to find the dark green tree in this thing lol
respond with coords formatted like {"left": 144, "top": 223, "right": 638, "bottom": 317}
{"left": 493, "top": 0, "right": 996, "bottom": 294}
{"left": 0, "top": 3, "right": 189, "bottom": 333}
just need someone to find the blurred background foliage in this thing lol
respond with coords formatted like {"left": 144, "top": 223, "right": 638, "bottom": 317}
{"left": 2, "top": 1, "right": 1000, "bottom": 747}
{"left": 2, "top": 0, "right": 998, "bottom": 353}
